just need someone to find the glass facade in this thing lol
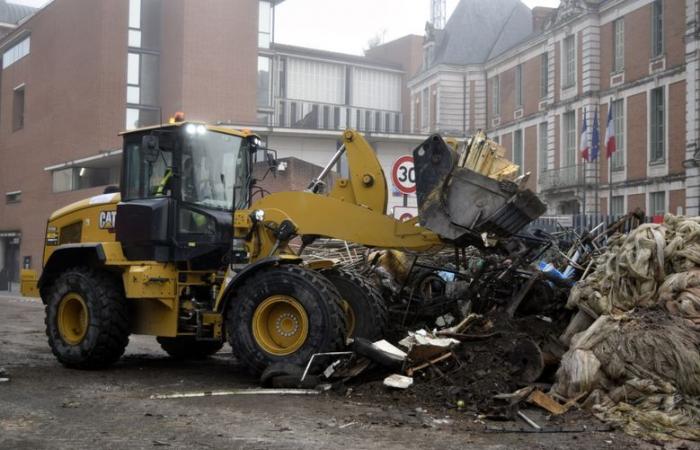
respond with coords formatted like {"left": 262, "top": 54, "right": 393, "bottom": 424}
{"left": 126, "top": 0, "right": 161, "bottom": 130}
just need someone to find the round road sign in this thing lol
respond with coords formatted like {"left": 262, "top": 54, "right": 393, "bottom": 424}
{"left": 391, "top": 155, "right": 416, "bottom": 194}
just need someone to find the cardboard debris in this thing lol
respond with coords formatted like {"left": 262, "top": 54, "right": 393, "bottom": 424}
{"left": 526, "top": 390, "right": 567, "bottom": 415}
{"left": 383, "top": 374, "right": 413, "bottom": 389}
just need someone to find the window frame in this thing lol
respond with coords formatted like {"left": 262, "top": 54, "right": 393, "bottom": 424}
{"left": 12, "top": 84, "right": 25, "bottom": 132}
{"left": 492, "top": 75, "right": 500, "bottom": 116}
{"left": 538, "top": 122, "right": 548, "bottom": 172}
{"left": 651, "top": 0, "right": 664, "bottom": 58}
{"left": 613, "top": 18, "right": 624, "bottom": 73}
{"left": 611, "top": 195, "right": 624, "bottom": 216}
{"left": 649, "top": 191, "right": 665, "bottom": 216}
{"left": 2, "top": 36, "right": 31, "bottom": 70}
{"left": 515, "top": 64, "right": 523, "bottom": 108}
{"left": 611, "top": 99, "right": 625, "bottom": 170}
{"left": 563, "top": 111, "right": 577, "bottom": 166}
{"left": 513, "top": 129, "right": 523, "bottom": 174}
{"left": 649, "top": 87, "right": 665, "bottom": 163}
{"left": 540, "top": 52, "right": 549, "bottom": 98}
{"left": 563, "top": 35, "right": 576, "bottom": 89}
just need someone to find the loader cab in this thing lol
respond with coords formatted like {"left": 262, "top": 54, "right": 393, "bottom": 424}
{"left": 116, "top": 122, "right": 255, "bottom": 268}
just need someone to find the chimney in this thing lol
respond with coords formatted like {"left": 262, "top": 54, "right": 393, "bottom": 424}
{"left": 532, "top": 6, "right": 556, "bottom": 33}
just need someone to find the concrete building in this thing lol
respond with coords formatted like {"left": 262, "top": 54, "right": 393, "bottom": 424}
{"left": 0, "top": 0, "right": 425, "bottom": 290}
{"left": 410, "top": 0, "right": 696, "bottom": 218}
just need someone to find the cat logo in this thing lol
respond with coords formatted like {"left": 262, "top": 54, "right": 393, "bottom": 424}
{"left": 99, "top": 210, "right": 117, "bottom": 229}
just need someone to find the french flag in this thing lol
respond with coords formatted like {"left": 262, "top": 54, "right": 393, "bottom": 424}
{"left": 606, "top": 100, "right": 616, "bottom": 159}
{"left": 580, "top": 108, "right": 589, "bottom": 162}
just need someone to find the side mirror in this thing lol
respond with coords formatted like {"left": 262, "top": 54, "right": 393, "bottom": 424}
{"left": 266, "top": 151, "right": 277, "bottom": 170}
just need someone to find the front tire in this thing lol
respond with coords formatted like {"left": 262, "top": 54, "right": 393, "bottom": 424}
{"left": 226, "top": 265, "right": 346, "bottom": 375}
{"left": 45, "top": 267, "right": 130, "bottom": 369}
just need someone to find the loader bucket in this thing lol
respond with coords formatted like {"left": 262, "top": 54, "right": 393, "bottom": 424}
{"left": 413, "top": 134, "right": 547, "bottom": 245}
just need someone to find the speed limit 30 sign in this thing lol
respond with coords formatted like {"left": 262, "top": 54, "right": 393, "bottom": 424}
{"left": 391, "top": 155, "right": 416, "bottom": 194}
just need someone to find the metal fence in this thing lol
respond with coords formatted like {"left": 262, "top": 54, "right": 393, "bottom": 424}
{"left": 529, "top": 214, "right": 653, "bottom": 235}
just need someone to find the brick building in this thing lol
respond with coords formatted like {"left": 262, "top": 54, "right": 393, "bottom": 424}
{"left": 410, "top": 0, "right": 698, "bottom": 218}
{"left": 0, "top": 0, "right": 425, "bottom": 290}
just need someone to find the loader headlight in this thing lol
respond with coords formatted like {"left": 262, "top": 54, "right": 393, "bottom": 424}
{"left": 185, "top": 123, "right": 197, "bottom": 134}
{"left": 253, "top": 209, "right": 265, "bottom": 222}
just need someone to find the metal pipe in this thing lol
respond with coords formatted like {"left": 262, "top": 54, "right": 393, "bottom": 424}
{"left": 306, "top": 144, "right": 346, "bottom": 193}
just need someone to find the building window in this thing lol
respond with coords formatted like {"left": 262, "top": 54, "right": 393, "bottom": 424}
{"left": 5, "top": 191, "right": 21, "bottom": 204}
{"left": 421, "top": 88, "right": 429, "bottom": 129}
{"left": 651, "top": 0, "right": 663, "bottom": 58}
{"left": 563, "top": 111, "right": 576, "bottom": 166}
{"left": 513, "top": 130, "right": 523, "bottom": 174}
{"left": 650, "top": 191, "right": 665, "bottom": 216}
{"left": 563, "top": 35, "right": 576, "bottom": 88}
{"left": 492, "top": 75, "right": 500, "bottom": 115}
{"left": 515, "top": 64, "right": 523, "bottom": 108}
{"left": 538, "top": 122, "right": 548, "bottom": 172}
{"left": 611, "top": 99, "right": 625, "bottom": 170}
{"left": 650, "top": 87, "right": 665, "bottom": 162}
{"left": 52, "top": 167, "right": 119, "bottom": 193}
{"left": 611, "top": 195, "right": 624, "bottom": 216}
{"left": 259, "top": 1, "right": 272, "bottom": 48}
{"left": 2, "top": 36, "right": 30, "bottom": 69}
{"left": 129, "top": 0, "right": 161, "bottom": 50}
{"left": 540, "top": 52, "right": 549, "bottom": 98}
{"left": 13, "top": 86, "right": 25, "bottom": 131}
{"left": 613, "top": 18, "right": 624, "bottom": 72}
{"left": 257, "top": 56, "right": 272, "bottom": 107}
{"left": 126, "top": 52, "right": 159, "bottom": 107}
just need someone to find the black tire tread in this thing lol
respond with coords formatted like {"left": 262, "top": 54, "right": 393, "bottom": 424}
{"left": 44, "top": 266, "right": 130, "bottom": 369}
{"left": 321, "top": 268, "right": 388, "bottom": 341}
{"left": 227, "top": 264, "right": 347, "bottom": 375}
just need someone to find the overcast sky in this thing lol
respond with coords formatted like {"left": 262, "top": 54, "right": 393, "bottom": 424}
{"left": 14, "top": 0, "right": 561, "bottom": 55}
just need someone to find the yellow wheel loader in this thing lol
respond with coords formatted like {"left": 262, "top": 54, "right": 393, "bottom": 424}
{"left": 21, "top": 120, "right": 545, "bottom": 374}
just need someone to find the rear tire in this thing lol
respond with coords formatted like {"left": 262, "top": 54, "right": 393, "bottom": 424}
{"left": 321, "top": 269, "right": 387, "bottom": 341}
{"left": 226, "top": 265, "right": 346, "bottom": 375}
{"left": 45, "top": 266, "right": 130, "bottom": 369}
{"left": 157, "top": 336, "right": 224, "bottom": 359}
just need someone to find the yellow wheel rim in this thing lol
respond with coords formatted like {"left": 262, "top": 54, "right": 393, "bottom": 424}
{"left": 57, "top": 293, "right": 88, "bottom": 345}
{"left": 341, "top": 299, "right": 356, "bottom": 338}
{"left": 252, "top": 295, "right": 309, "bottom": 356}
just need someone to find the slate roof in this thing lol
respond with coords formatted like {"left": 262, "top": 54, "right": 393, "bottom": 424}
{"left": 430, "top": 0, "right": 533, "bottom": 66}
{"left": 0, "top": 0, "right": 37, "bottom": 25}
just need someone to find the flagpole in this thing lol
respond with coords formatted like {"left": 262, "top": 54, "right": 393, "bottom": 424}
{"left": 594, "top": 109, "right": 599, "bottom": 218}
{"left": 609, "top": 154, "right": 613, "bottom": 216}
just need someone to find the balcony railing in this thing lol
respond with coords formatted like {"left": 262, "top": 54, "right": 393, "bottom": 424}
{"left": 540, "top": 164, "right": 584, "bottom": 190}
{"left": 258, "top": 98, "right": 403, "bottom": 134}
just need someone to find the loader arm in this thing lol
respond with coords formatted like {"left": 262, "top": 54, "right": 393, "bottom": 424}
{"left": 237, "top": 191, "right": 441, "bottom": 260}
{"left": 234, "top": 129, "right": 441, "bottom": 260}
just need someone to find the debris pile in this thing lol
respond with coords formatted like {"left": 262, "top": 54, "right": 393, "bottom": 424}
{"left": 277, "top": 212, "right": 699, "bottom": 441}
{"left": 555, "top": 215, "right": 700, "bottom": 441}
